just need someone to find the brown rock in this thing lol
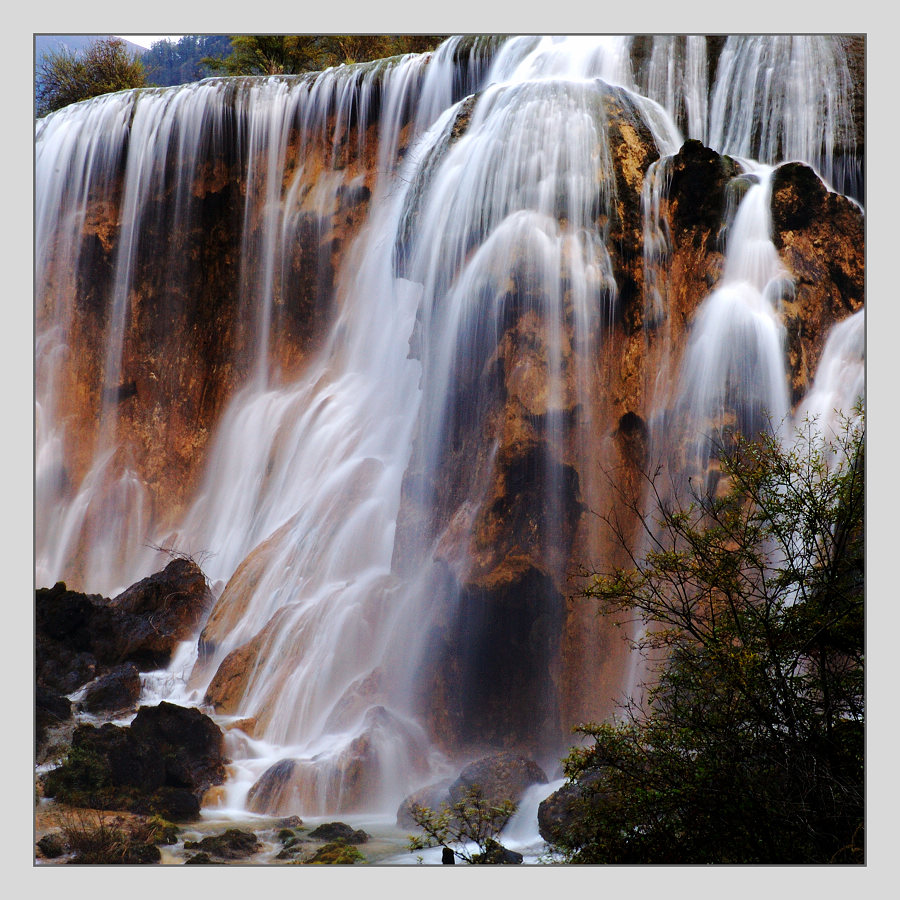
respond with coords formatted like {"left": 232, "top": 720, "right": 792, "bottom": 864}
{"left": 203, "top": 633, "right": 264, "bottom": 715}
{"left": 770, "top": 161, "right": 865, "bottom": 400}
{"left": 448, "top": 751, "right": 548, "bottom": 808}
{"left": 396, "top": 778, "right": 454, "bottom": 829}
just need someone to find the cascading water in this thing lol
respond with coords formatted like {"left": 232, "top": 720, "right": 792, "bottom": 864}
{"left": 35, "top": 35, "right": 864, "bottom": 829}
{"left": 666, "top": 164, "right": 792, "bottom": 489}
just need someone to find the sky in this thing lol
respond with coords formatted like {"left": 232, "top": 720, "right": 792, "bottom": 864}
{"left": 116, "top": 35, "right": 186, "bottom": 50}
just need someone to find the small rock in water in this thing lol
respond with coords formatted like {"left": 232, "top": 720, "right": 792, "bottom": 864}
{"left": 36, "top": 832, "right": 66, "bottom": 859}
{"left": 308, "top": 821, "right": 369, "bottom": 844}
{"left": 182, "top": 828, "right": 261, "bottom": 859}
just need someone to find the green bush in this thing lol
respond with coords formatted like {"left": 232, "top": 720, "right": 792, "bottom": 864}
{"left": 36, "top": 37, "right": 147, "bottom": 116}
{"left": 407, "top": 784, "right": 517, "bottom": 864}
{"left": 553, "top": 409, "right": 864, "bottom": 864}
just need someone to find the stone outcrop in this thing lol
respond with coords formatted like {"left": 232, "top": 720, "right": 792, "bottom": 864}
{"left": 36, "top": 559, "right": 213, "bottom": 681}
{"left": 537, "top": 772, "right": 606, "bottom": 844}
{"left": 246, "top": 758, "right": 297, "bottom": 813}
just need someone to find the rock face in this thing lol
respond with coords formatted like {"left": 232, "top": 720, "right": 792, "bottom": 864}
{"left": 245, "top": 758, "right": 297, "bottom": 813}
{"left": 36, "top": 70, "right": 423, "bottom": 592}
{"left": 537, "top": 773, "right": 605, "bottom": 845}
{"left": 42, "top": 701, "right": 227, "bottom": 821}
{"left": 770, "top": 161, "right": 865, "bottom": 402}
{"left": 36, "top": 42, "right": 865, "bottom": 804}
{"left": 396, "top": 778, "right": 454, "bottom": 829}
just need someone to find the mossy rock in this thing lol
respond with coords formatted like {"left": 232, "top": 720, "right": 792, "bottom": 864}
{"left": 182, "top": 828, "right": 261, "bottom": 860}
{"left": 303, "top": 840, "right": 366, "bottom": 865}
{"left": 308, "top": 821, "right": 369, "bottom": 844}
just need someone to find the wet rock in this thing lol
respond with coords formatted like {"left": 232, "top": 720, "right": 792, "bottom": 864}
{"left": 204, "top": 633, "right": 264, "bottom": 715}
{"left": 183, "top": 828, "right": 261, "bottom": 860}
{"left": 109, "top": 558, "right": 214, "bottom": 645}
{"left": 449, "top": 751, "right": 549, "bottom": 808}
{"left": 246, "top": 758, "right": 297, "bottom": 813}
{"left": 129, "top": 702, "right": 228, "bottom": 800}
{"left": 308, "top": 822, "right": 369, "bottom": 844}
{"left": 396, "top": 778, "right": 454, "bottom": 829}
{"left": 35, "top": 634, "right": 98, "bottom": 695}
{"left": 79, "top": 662, "right": 142, "bottom": 714}
{"left": 472, "top": 838, "right": 523, "bottom": 865}
{"left": 276, "top": 815, "right": 303, "bottom": 828}
{"left": 666, "top": 139, "right": 740, "bottom": 243}
{"left": 184, "top": 851, "right": 214, "bottom": 864}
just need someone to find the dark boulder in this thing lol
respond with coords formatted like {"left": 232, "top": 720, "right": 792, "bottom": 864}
{"left": 79, "top": 662, "right": 142, "bottom": 714}
{"left": 537, "top": 771, "right": 606, "bottom": 845}
{"left": 35, "top": 561, "right": 215, "bottom": 684}
{"left": 36, "top": 832, "right": 67, "bottom": 859}
{"left": 183, "top": 829, "right": 261, "bottom": 859}
{"left": 42, "top": 701, "right": 226, "bottom": 822}
{"left": 665, "top": 139, "right": 740, "bottom": 245}
{"left": 129, "top": 702, "right": 227, "bottom": 797}
{"left": 308, "top": 821, "right": 369, "bottom": 844}
{"left": 449, "top": 751, "right": 548, "bottom": 808}
{"left": 184, "top": 851, "right": 214, "bottom": 864}
{"left": 35, "top": 633, "right": 98, "bottom": 695}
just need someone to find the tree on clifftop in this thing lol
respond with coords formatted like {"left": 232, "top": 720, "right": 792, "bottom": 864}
{"left": 201, "top": 35, "right": 449, "bottom": 76}
{"left": 552, "top": 408, "right": 864, "bottom": 863}
{"left": 36, "top": 37, "right": 146, "bottom": 117}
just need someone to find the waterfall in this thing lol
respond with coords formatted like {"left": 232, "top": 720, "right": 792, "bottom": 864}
{"left": 35, "top": 35, "right": 864, "bottom": 820}
{"left": 668, "top": 165, "right": 792, "bottom": 489}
